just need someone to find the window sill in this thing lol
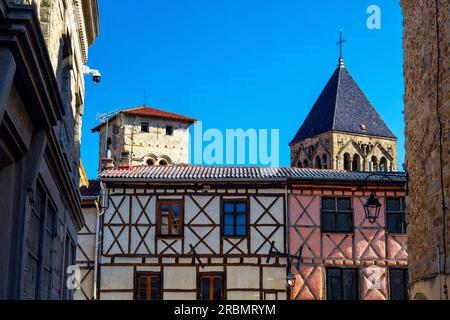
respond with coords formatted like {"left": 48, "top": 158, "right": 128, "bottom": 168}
{"left": 155, "top": 235, "right": 183, "bottom": 240}
{"left": 221, "top": 235, "right": 249, "bottom": 240}
{"left": 321, "top": 231, "right": 355, "bottom": 235}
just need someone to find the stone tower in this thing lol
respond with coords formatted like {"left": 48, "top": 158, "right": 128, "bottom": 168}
{"left": 92, "top": 106, "right": 196, "bottom": 170}
{"left": 290, "top": 56, "right": 398, "bottom": 172}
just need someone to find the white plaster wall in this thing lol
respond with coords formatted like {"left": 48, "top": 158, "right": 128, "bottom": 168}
{"left": 101, "top": 292, "right": 133, "bottom": 300}
{"left": 227, "top": 291, "right": 260, "bottom": 300}
{"left": 100, "top": 266, "right": 134, "bottom": 290}
{"left": 164, "top": 292, "right": 196, "bottom": 300}
{"left": 227, "top": 266, "right": 259, "bottom": 289}
{"left": 164, "top": 267, "right": 196, "bottom": 290}
{"left": 263, "top": 267, "right": 286, "bottom": 290}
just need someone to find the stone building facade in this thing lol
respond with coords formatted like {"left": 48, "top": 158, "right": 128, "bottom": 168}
{"left": 290, "top": 58, "right": 398, "bottom": 172}
{"left": 92, "top": 106, "right": 196, "bottom": 170}
{"left": 401, "top": 0, "right": 449, "bottom": 300}
{"left": 0, "top": 0, "right": 99, "bottom": 299}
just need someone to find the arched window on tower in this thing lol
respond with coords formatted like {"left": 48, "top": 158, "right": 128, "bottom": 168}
{"left": 322, "top": 154, "right": 328, "bottom": 169}
{"left": 303, "top": 160, "right": 309, "bottom": 168}
{"left": 343, "top": 153, "right": 351, "bottom": 171}
{"left": 146, "top": 159, "right": 155, "bottom": 166}
{"left": 380, "top": 157, "right": 388, "bottom": 172}
{"left": 314, "top": 156, "right": 322, "bottom": 169}
{"left": 371, "top": 156, "right": 378, "bottom": 172}
{"left": 352, "top": 154, "right": 361, "bottom": 171}
{"left": 297, "top": 160, "right": 303, "bottom": 168}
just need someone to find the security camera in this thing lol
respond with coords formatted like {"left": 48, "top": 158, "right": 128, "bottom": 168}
{"left": 83, "top": 66, "right": 102, "bottom": 84}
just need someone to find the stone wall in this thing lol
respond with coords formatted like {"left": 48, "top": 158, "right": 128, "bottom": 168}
{"left": 290, "top": 131, "right": 397, "bottom": 171}
{"left": 401, "top": 0, "right": 449, "bottom": 299}
{"left": 98, "top": 114, "right": 191, "bottom": 169}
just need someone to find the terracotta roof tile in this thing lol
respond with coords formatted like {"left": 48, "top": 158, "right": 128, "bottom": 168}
{"left": 92, "top": 106, "right": 197, "bottom": 132}
{"left": 99, "top": 165, "right": 406, "bottom": 184}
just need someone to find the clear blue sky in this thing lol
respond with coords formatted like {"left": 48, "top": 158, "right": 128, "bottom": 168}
{"left": 82, "top": 0, "right": 405, "bottom": 179}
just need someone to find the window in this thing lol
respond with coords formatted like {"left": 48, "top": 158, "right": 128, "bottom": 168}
{"left": 166, "top": 126, "right": 173, "bottom": 136}
{"left": 135, "top": 273, "right": 162, "bottom": 300}
{"left": 386, "top": 198, "right": 407, "bottom": 234}
{"left": 112, "top": 124, "right": 120, "bottom": 134}
{"left": 389, "top": 269, "right": 408, "bottom": 300}
{"left": 222, "top": 199, "right": 248, "bottom": 237}
{"left": 141, "top": 122, "right": 149, "bottom": 133}
{"left": 326, "top": 268, "right": 359, "bottom": 300}
{"left": 199, "top": 274, "right": 224, "bottom": 300}
{"left": 157, "top": 200, "right": 183, "bottom": 237}
{"left": 321, "top": 197, "right": 353, "bottom": 233}
{"left": 24, "top": 184, "right": 58, "bottom": 300}
{"left": 343, "top": 153, "right": 351, "bottom": 171}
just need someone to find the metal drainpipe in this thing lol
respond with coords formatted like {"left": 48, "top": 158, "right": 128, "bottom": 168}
{"left": 285, "top": 183, "right": 291, "bottom": 300}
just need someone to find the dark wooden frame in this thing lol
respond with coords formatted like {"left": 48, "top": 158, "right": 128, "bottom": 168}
{"left": 134, "top": 271, "right": 162, "bottom": 300}
{"left": 197, "top": 272, "right": 226, "bottom": 301}
{"left": 385, "top": 197, "right": 407, "bottom": 235}
{"left": 156, "top": 199, "right": 184, "bottom": 238}
{"left": 325, "top": 267, "right": 360, "bottom": 301}
{"left": 220, "top": 198, "right": 250, "bottom": 239}
{"left": 321, "top": 196, "right": 354, "bottom": 234}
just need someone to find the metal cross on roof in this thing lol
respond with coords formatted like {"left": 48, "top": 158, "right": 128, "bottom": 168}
{"left": 336, "top": 31, "right": 346, "bottom": 58}
{"left": 336, "top": 31, "right": 346, "bottom": 67}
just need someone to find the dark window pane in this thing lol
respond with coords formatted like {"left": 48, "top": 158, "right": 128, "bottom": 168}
{"left": 336, "top": 213, "right": 352, "bottom": 233}
{"left": 322, "top": 212, "right": 335, "bottom": 232}
{"left": 201, "top": 278, "right": 210, "bottom": 300}
{"left": 337, "top": 198, "right": 351, "bottom": 211}
{"left": 224, "top": 203, "right": 234, "bottom": 213}
{"left": 390, "top": 269, "right": 408, "bottom": 300}
{"left": 322, "top": 198, "right": 335, "bottom": 211}
{"left": 387, "top": 198, "right": 401, "bottom": 212}
{"left": 236, "top": 203, "right": 246, "bottom": 213}
{"left": 236, "top": 214, "right": 246, "bottom": 226}
{"left": 213, "top": 278, "right": 222, "bottom": 300}
{"left": 236, "top": 226, "right": 246, "bottom": 236}
{"left": 224, "top": 225, "right": 234, "bottom": 236}
{"left": 327, "top": 269, "right": 341, "bottom": 300}
{"left": 224, "top": 215, "right": 234, "bottom": 226}
{"left": 387, "top": 213, "right": 402, "bottom": 233}
{"left": 343, "top": 269, "right": 358, "bottom": 300}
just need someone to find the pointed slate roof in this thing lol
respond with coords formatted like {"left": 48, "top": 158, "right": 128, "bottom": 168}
{"left": 290, "top": 64, "right": 396, "bottom": 145}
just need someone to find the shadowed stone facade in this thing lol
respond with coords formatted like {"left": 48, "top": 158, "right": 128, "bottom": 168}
{"left": 0, "top": 0, "right": 99, "bottom": 299}
{"left": 401, "top": 0, "right": 449, "bottom": 300}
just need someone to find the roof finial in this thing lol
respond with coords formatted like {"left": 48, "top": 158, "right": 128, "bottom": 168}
{"left": 336, "top": 31, "right": 346, "bottom": 67}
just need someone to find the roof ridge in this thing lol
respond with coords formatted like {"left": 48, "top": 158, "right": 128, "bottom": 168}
{"left": 332, "top": 66, "right": 344, "bottom": 130}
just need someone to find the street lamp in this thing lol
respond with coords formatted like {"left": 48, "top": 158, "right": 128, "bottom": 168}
{"left": 286, "top": 271, "right": 296, "bottom": 288}
{"left": 362, "top": 172, "right": 407, "bottom": 224}
{"left": 267, "top": 241, "right": 303, "bottom": 289}
{"left": 364, "top": 192, "right": 382, "bottom": 224}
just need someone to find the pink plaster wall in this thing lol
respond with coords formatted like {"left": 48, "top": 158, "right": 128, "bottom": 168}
{"left": 289, "top": 191, "right": 408, "bottom": 300}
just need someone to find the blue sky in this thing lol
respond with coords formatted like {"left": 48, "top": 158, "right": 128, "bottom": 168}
{"left": 82, "top": 0, "right": 404, "bottom": 179}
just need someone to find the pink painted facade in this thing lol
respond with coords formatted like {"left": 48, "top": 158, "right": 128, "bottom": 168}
{"left": 289, "top": 189, "right": 407, "bottom": 300}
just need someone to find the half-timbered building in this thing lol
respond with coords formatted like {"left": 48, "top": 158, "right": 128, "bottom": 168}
{"left": 289, "top": 175, "right": 408, "bottom": 300}
{"left": 79, "top": 166, "right": 407, "bottom": 300}
{"left": 97, "top": 166, "right": 289, "bottom": 300}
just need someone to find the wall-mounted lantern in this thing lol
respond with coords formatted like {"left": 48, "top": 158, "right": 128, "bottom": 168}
{"left": 267, "top": 241, "right": 303, "bottom": 289}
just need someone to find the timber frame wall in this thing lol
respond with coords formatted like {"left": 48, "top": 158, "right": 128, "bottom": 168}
{"left": 97, "top": 182, "right": 289, "bottom": 300}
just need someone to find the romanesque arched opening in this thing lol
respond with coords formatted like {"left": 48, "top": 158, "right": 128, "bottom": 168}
{"left": 352, "top": 154, "right": 361, "bottom": 171}
{"left": 343, "top": 153, "right": 351, "bottom": 171}
{"left": 146, "top": 159, "right": 155, "bottom": 166}
{"left": 322, "top": 154, "right": 328, "bottom": 169}
{"left": 314, "top": 156, "right": 322, "bottom": 169}
{"left": 159, "top": 159, "right": 168, "bottom": 166}
{"left": 371, "top": 156, "right": 378, "bottom": 171}
{"left": 297, "top": 160, "right": 303, "bottom": 168}
{"left": 303, "top": 160, "right": 309, "bottom": 168}
{"left": 380, "top": 157, "right": 388, "bottom": 172}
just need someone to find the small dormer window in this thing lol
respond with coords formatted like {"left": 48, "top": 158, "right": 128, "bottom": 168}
{"left": 165, "top": 126, "right": 173, "bottom": 136}
{"left": 360, "top": 124, "right": 367, "bottom": 131}
{"left": 141, "top": 122, "right": 149, "bottom": 133}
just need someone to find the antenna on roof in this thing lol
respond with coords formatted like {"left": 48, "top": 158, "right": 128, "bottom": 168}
{"left": 143, "top": 90, "right": 147, "bottom": 107}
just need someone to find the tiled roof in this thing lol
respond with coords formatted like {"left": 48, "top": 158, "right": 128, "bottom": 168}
{"left": 92, "top": 106, "right": 197, "bottom": 132}
{"left": 99, "top": 165, "right": 406, "bottom": 184}
{"left": 80, "top": 180, "right": 101, "bottom": 197}
{"left": 290, "top": 65, "right": 396, "bottom": 145}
